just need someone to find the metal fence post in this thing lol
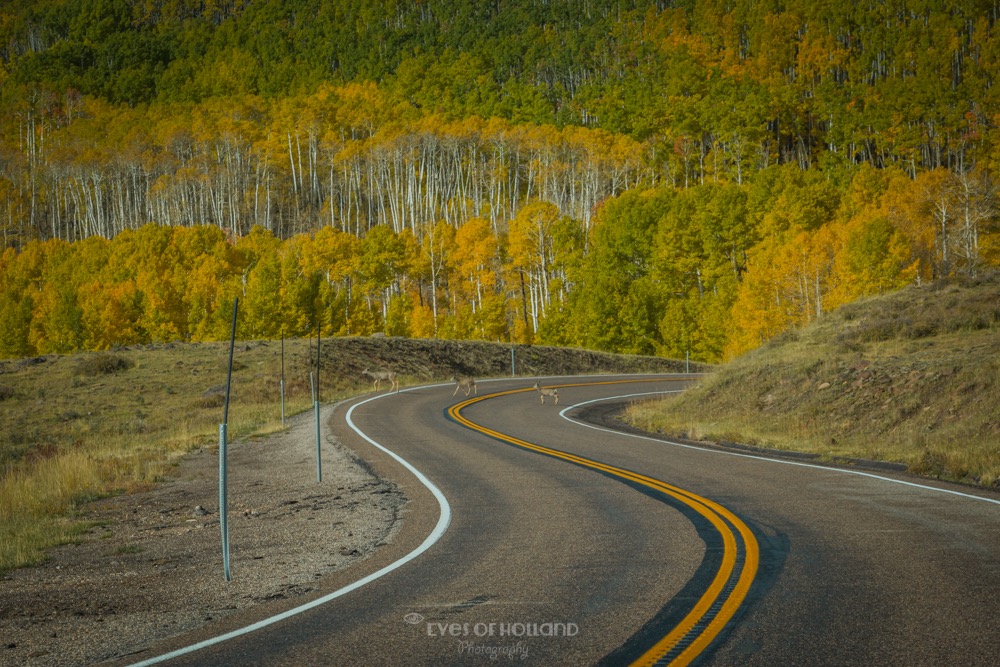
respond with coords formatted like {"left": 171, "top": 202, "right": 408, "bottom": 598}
{"left": 219, "top": 423, "right": 230, "bottom": 582}
{"left": 280, "top": 333, "right": 286, "bottom": 430}
{"left": 219, "top": 297, "right": 238, "bottom": 582}
{"left": 315, "top": 321, "right": 322, "bottom": 482}
{"left": 315, "top": 398, "right": 322, "bottom": 482}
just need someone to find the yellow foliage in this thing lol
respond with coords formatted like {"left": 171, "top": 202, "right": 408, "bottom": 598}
{"left": 300, "top": 227, "right": 360, "bottom": 283}
{"left": 408, "top": 303, "right": 437, "bottom": 339}
{"left": 79, "top": 281, "right": 145, "bottom": 349}
{"left": 726, "top": 224, "right": 842, "bottom": 359}
{"left": 453, "top": 217, "right": 499, "bottom": 302}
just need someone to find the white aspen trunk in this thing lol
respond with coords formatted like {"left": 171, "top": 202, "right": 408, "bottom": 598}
{"left": 698, "top": 140, "right": 706, "bottom": 186}
{"left": 472, "top": 148, "right": 484, "bottom": 219}
{"left": 310, "top": 132, "right": 320, "bottom": 204}
{"left": 524, "top": 150, "right": 534, "bottom": 204}
{"left": 266, "top": 172, "right": 272, "bottom": 234}
{"left": 287, "top": 133, "right": 298, "bottom": 196}
{"left": 529, "top": 276, "right": 540, "bottom": 331}
{"left": 338, "top": 160, "right": 348, "bottom": 229}
{"left": 68, "top": 182, "right": 83, "bottom": 238}
{"left": 373, "top": 159, "right": 389, "bottom": 229}
{"left": 327, "top": 166, "right": 336, "bottom": 228}
{"left": 406, "top": 155, "right": 417, "bottom": 235}
{"left": 296, "top": 132, "right": 305, "bottom": 202}
{"left": 366, "top": 158, "right": 376, "bottom": 229}
{"left": 352, "top": 160, "right": 363, "bottom": 234}
{"left": 424, "top": 146, "right": 438, "bottom": 229}
{"left": 254, "top": 161, "right": 261, "bottom": 229}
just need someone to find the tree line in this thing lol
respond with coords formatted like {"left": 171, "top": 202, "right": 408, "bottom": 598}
{"left": 2, "top": 161, "right": 996, "bottom": 361}
{"left": 3, "top": 1, "right": 1000, "bottom": 212}
{"left": 0, "top": 86, "right": 646, "bottom": 247}
{"left": 1, "top": 0, "right": 999, "bottom": 360}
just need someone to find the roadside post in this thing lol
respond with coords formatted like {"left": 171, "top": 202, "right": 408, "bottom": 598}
{"left": 219, "top": 298, "right": 238, "bottom": 582}
{"left": 314, "top": 321, "right": 322, "bottom": 482}
{"left": 280, "top": 332, "right": 286, "bottom": 430}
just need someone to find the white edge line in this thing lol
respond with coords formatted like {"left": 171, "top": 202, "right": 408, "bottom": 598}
{"left": 558, "top": 389, "right": 1000, "bottom": 508}
{"left": 126, "top": 386, "right": 452, "bottom": 667}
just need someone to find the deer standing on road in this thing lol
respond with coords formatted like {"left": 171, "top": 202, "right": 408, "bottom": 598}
{"left": 533, "top": 382, "right": 558, "bottom": 405}
{"left": 450, "top": 376, "right": 477, "bottom": 396}
{"left": 362, "top": 368, "right": 399, "bottom": 393}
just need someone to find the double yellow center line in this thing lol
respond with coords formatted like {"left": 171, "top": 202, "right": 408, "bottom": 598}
{"left": 447, "top": 380, "right": 759, "bottom": 666}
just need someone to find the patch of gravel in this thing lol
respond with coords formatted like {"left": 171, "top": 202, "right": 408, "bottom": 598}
{"left": 0, "top": 405, "right": 406, "bottom": 667}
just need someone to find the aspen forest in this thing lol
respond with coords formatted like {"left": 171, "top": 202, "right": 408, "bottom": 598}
{"left": 2, "top": 0, "right": 1000, "bottom": 362}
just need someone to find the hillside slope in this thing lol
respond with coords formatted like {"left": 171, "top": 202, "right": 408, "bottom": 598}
{"left": 628, "top": 274, "right": 1000, "bottom": 487}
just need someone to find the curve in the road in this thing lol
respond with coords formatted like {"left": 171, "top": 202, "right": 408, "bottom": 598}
{"left": 446, "top": 379, "right": 760, "bottom": 667}
{"left": 125, "top": 389, "right": 452, "bottom": 667}
{"left": 561, "top": 390, "right": 1000, "bottom": 508}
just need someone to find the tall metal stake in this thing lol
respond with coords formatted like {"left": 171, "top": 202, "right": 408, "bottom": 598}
{"left": 280, "top": 333, "right": 286, "bottom": 430}
{"left": 219, "top": 297, "right": 238, "bottom": 582}
{"left": 314, "top": 321, "right": 322, "bottom": 482}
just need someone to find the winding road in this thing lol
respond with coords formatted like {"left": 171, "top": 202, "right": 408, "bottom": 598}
{"left": 125, "top": 375, "right": 1000, "bottom": 666}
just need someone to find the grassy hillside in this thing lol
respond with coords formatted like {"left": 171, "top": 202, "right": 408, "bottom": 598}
{"left": 0, "top": 337, "right": 694, "bottom": 573}
{"left": 628, "top": 274, "right": 1000, "bottom": 488}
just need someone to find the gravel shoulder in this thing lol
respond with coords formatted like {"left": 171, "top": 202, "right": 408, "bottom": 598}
{"left": 0, "top": 404, "right": 406, "bottom": 667}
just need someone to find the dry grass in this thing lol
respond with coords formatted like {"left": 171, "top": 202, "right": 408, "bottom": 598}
{"left": 0, "top": 339, "right": 324, "bottom": 573}
{"left": 0, "top": 337, "right": 683, "bottom": 574}
{"left": 628, "top": 274, "right": 1000, "bottom": 488}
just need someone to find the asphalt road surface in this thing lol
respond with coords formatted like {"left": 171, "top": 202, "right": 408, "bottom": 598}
{"left": 122, "top": 375, "right": 1000, "bottom": 666}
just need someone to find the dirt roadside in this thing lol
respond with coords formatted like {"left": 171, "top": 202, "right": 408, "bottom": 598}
{"left": 0, "top": 403, "right": 406, "bottom": 667}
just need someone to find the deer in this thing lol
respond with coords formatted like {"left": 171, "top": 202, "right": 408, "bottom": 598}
{"left": 362, "top": 368, "right": 399, "bottom": 393}
{"left": 450, "top": 375, "right": 477, "bottom": 396}
{"left": 533, "top": 381, "right": 559, "bottom": 405}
